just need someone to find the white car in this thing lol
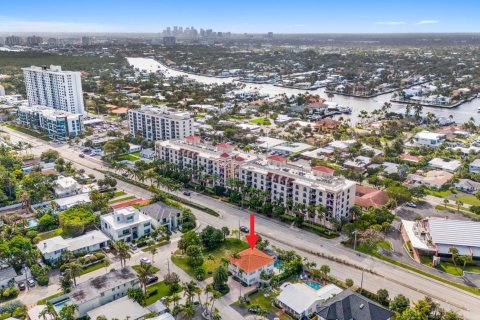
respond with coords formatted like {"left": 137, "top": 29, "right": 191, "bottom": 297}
{"left": 140, "top": 257, "right": 152, "bottom": 265}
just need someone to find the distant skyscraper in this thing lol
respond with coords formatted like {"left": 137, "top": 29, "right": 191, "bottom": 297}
{"left": 26, "top": 35, "right": 43, "bottom": 46}
{"left": 267, "top": 32, "right": 274, "bottom": 40}
{"left": 81, "top": 36, "right": 94, "bottom": 46}
{"left": 23, "top": 65, "right": 85, "bottom": 115}
{"left": 5, "top": 35, "right": 22, "bottom": 46}
{"left": 163, "top": 36, "right": 176, "bottom": 46}
{"left": 47, "top": 38, "right": 58, "bottom": 46}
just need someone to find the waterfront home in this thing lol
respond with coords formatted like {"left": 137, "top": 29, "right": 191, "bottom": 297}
{"left": 100, "top": 206, "right": 153, "bottom": 242}
{"left": 37, "top": 230, "right": 110, "bottom": 263}
{"left": 413, "top": 131, "right": 446, "bottom": 148}
{"left": 228, "top": 248, "right": 274, "bottom": 286}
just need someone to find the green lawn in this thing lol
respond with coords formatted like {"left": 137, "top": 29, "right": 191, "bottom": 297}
{"left": 116, "top": 154, "right": 140, "bottom": 161}
{"left": 425, "top": 189, "right": 455, "bottom": 198}
{"left": 377, "top": 241, "right": 392, "bottom": 251}
{"left": 454, "top": 195, "right": 480, "bottom": 206}
{"left": 6, "top": 124, "right": 52, "bottom": 141}
{"left": 249, "top": 117, "right": 271, "bottom": 125}
{"left": 37, "top": 292, "right": 63, "bottom": 305}
{"left": 37, "top": 228, "right": 64, "bottom": 240}
{"left": 171, "top": 238, "right": 250, "bottom": 278}
{"left": 114, "top": 191, "right": 127, "bottom": 197}
{"left": 80, "top": 260, "right": 109, "bottom": 275}
{"left": 108, "top": 195, "right": 137, "bottom": 204}
{"left": 132, "top": 264, "right": 160, "bottom": 274}
{"left": 145, "top": 281, "right": 178, "bottom": 306}
{"left": 236, "top": 291, "right": 293, "bottom": 320}
{"left": 420, "top": 255, "right": 480, "bottom": 276}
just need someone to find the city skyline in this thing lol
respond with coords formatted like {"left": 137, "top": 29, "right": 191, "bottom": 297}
{"left": 1, "top": 0, "right": 480, "bottom": 33}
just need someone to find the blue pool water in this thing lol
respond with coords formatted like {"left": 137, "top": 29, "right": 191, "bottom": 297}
{"left": 274, "top": 260, "right": 284, "bottom": 268}
{"left": 304, "top": 281, "right": 322, "bottom": 290}
{"left": 53, "top": 298, "right": 71, "bottom": 313}
{"left": 27, "top": 218, "right": 38, "bottom": 228}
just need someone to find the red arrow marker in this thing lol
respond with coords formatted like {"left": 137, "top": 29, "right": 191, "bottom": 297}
{"left": 245, "top": 213, "right": 259, "bottom": 249}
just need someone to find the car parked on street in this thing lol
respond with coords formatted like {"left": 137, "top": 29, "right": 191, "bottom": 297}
{"left": 18, "top": 282, "right": 26, "bottom": 291}
{"left": 240, "top": 226, "right": 249, "bottom": 233}
{"left": 27, "top": 278, "right": 35, "bottom": 287}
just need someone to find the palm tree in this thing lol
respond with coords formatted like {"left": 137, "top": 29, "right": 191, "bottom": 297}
{"left": 171, "top": 292, "right": 181, "bottom": 307}
{"left": 136, "top": 262, "right": 154, "bottom": 293}
{"left": 443, "top": 198, "right": 449, "bottom": 209}
{"left": 115, "top": 241, "right": 131, "bottom": 267}
{"left": 449, "top": 247, "right": 459, "bottom": 267}
{"left": 149, "top": 246, "right": 158, "bottom": 263}
{"left": 66, "top": 262, "right": 82, "bottom": 286}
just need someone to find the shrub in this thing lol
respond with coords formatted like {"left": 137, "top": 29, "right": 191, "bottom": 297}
{"left": 59, "top": 207, "right": 96, "bottom": 236}
{"left": 148, "top": 289, "right": 158, "bottom": 297}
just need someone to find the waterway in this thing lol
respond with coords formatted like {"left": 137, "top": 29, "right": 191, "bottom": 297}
{"left": 127, "top": 57, "right": 480, "bottom": 124}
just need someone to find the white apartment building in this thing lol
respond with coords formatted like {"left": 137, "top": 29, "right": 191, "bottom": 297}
{"left": 156, "top": 138, "right": 356, "bottom": 221}
{"left": 23, "top": 65, "right": 85, "bottom": 114}
{"left": 100, "top": 206, "right": 153, "bottom": 242}
{"left": 128, "top": 106, "right": 194, "bottom": 141}
{"left": 17, "top": 105, "right": 83, "bottom": 138}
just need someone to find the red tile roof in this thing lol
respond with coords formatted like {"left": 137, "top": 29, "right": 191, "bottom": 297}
{"left": 110, "top": 198, "right": 148, "bottom": 209}
{"left": 355, "top": 185, "right": 389, "bottom": 208}
{"left": 220, "top": 153, "right": 230, "bottom": 158}
{"left": 267, "top": 155, "right": 287, "bottom": 162}
{"left": 400, "top": 154, "right": 423, "bottom": 163}
{"left": 312, "top": 166, "right": 335, "bottom": 174}
{"left": 217, "top": 143, "right": 233, "bottom": 149}
{"left": 228, "top": 248, "right": 275, "bottom": 273}
{"left": 235, "top": 156, "right": 246, "bottom": 162}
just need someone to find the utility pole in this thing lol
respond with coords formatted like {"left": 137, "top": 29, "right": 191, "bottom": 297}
{"left": 167, "top": 259, "right": 170, "bottom": 275}
{"left": 353, "top": 231, "right": 358, "bottom": 251}
{"left": 360, "top": 268, "right": 364, "bottom": 293}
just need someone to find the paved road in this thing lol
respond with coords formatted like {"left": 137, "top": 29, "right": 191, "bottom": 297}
{"left": 3, "top": 126, "right": 480, "bottom": 319}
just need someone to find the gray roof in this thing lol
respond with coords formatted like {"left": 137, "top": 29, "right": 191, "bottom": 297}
{"left": 139, "top": 202, "right": 180, "bottom": 220}
{"left": 429, "top": 219, "right": 480, "bottom": 248}
{"left": 0, "top": 266, "right": 17, "bottom": 282}
{"left": 317, "top": 289, "right": 393, "bottom": 320}
{"left": 68, "top": 267, "right": 138, "bottom": 304}
{"left": 147, "top": 300, "right": 168, "bottom": 314}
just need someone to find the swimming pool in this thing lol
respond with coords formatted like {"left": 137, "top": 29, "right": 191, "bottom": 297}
{"left": 304, "top": 281, "right": 322, "bottom": 290}
{"left": 53, "top": 298, "right": 71, "bottom": 313}
{"left": 274, "top": 260, "right": 284, "bottom": 268}
{"left": 27, "top": 218, "right": 38, "bottom": 228}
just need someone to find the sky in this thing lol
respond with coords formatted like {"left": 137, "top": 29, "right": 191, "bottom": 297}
{"left": 1, "top": 0, "right": 480, "bottom": 34}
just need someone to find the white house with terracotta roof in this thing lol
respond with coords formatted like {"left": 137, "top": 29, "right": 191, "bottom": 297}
{"left": 228, "top": 248, "right": 275, "bottom": 286}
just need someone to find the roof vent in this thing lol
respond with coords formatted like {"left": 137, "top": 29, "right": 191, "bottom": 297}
{"left": 359, "top": 303, "right": 365, "bottom": 309}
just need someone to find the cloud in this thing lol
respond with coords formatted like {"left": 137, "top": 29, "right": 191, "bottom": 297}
{"left": 416, "top": 20, "right": 439, "bottom": 25}
{"left": 0, "top": 16, "right": 126, "bottom": 33}
{"left": 375, "top": 21, "right": 407, "bottom": 25}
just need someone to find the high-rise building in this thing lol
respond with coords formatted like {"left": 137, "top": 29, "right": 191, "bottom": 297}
{"left": 47, "top": 38, "right": 58, "bottom": 46}
{"left": 5, "top": 35, "right": 22, "bottom": 46}
{"left": 22, "top": 65, "right": 85, "bottom": 115}
{"left": 128, "top": 106, "right": 194, "bottom": 141}
{"left": 26, "top": 35, "right": 43, "bottom": 46}
{"left": 82, "top": 36, "right": 94, "bottom": 46}
{"left": 163, "top": 36, "right": 176, "bottom": 46}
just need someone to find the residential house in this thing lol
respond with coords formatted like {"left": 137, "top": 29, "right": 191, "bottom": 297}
{"left": 55, "top": 267, "right": 140, "bottom": 317}
{"left": 54, "top": 176, "right": 82, "bottom": 198}
{"left": 37, "top": 230, "right": 110, "bottom": 263}
{"left": 139, "top": 202, "right": 181, "bottom": 231}
{"left": 355, "top": 185, "right": 389, "bottom": 209}
{"left": 344, "top": 156, "right": 371, "bottom": 171}
{"left": 404, "top": 170, "right": 453, "bottom": 190}
{"left": 428, "top": 158, "right": 461, "bottom": 173}
{"left": 228, "top": 248, "right": 274, "bottom": 286}
{"left": 317, "top": 288, "right": 394, "bottom": 320}
{"left": 0, "top": 265, "right": 17, "bottom": 289}
{"left": 454, "top": 179, "right": 480, "bottom": 194}
{"left": 140, "top": 148, "right": 155, "bottom": 160}
{"left": 100, "top": 206, "right": 153, "bottom": 242}
{"left": 53, "top": 193, "right": 91, "bottom": 210}
{"left": 414, "top": 131, "right": 446, "bottom": 148}
{"left": 276, "top": 283, "right": 342, "bottom": 319}
{"left": 469, "top": 159, "right": 480, "bottom": 173}
{"left": 86, "top": 296, "right": 150, "bottom": 320}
